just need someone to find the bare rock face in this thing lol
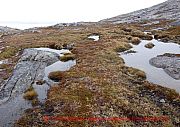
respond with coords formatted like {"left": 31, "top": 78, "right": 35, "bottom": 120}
{"left": 100, "top": 0, "right": 180, "bottom": 24}
{"left": 0, "top": 48, "right": 59, "bottom": 104}
{"left": 149, "top": 53, "right": 180, "bottom": 80}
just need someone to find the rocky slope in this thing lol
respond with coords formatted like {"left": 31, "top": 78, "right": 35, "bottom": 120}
{"left": 0, "top": 26, "right": 20, "bottom": 35}
{"left": 100, "top": 0, "right": 180, "bottom": 24}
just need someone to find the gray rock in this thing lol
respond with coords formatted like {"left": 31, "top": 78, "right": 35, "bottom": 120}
{"left": 160, "top": 99, "right": 165, "bottom": 103}
{"left": 100, "top": 0, "right": 180, "bottom": 24}
{"left": 0, "top": 48, "right": 59, "bottom": 104}
{"left": 0, "top": 48, "right": 69, "bottom": 126}
{"left": 149, "top": 53, "right": 180, "bottom": 80}
{"left": 0, "top": 26, "right": 20, "bottom": 35}
{"left": 170, "top": 19, "right": 180, "bottom": 26}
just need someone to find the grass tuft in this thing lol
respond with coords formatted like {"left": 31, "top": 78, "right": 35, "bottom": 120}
{"left": 115, "top": 43, "right": 132, "bottom": 52}
{"left": 60, "top": 53, "right": 76, "bottom": 62}
{"left": 131, "top": 37, "right": 141, "bottom": 45}
{"left": 0, "top": 47, "right": 18, "bottom": 59}
{"left": 23, "top": 86, "right": 38, "bottom": 100}
{"left": 48, "top": 71, "right": 64, "bottom": 82}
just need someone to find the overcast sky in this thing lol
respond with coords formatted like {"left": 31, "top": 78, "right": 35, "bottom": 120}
{"left": 0, "top": 0, "right": 166, "bottom": 29}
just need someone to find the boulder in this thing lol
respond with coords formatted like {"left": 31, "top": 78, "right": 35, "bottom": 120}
{"left": 149, "top": 53, "right": 180, "bottom": 80}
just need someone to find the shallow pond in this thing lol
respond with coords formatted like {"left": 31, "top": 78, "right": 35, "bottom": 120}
{"left": 88, "top": 35, "right": 100, "bottom": 41}
{"left": 33, "top": 48, "right": 76, "bottom": 102}
{"left": 121, "top": 39, "right": 180, "bottom": 92}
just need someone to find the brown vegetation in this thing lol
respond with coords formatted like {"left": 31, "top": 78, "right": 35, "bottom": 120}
{"left": 131, "top": 37, "right": 141, "bottom": 45}
{"left": 60, "top": 53, "right": 76, "bottom": 62}
{"left": 48, "top": 71, "right": 64, "bottom": 82}
{"left": 1, "top": 23, "right": 178, "bottom": 127}
{"left": 23, "top": 86, "right": 38, "bottom": 100}
{"left": 130, "top": 29, "right": 153, "bottom": 40}
{"left": 115, "top": 42, "right": 132, "bottom": 52}
{"left": 144, "top": 42, "right": 155, "bottom": 49}
{"left": 0, "top": 47, "right": 18, "bottom": 59}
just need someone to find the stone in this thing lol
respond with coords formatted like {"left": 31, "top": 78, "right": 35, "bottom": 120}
{"left": 160, "top": 99, "right": 165, "bottom": 103}
{"left": 0, "top": 48, "right": 60, "bottom": 103}
{"left": 149, "top": 53, "right": 180, "bottom": 80}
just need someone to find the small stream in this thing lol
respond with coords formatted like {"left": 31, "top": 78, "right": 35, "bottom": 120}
{"left": 121, "top": 39, "right": 180, "bottom": 92}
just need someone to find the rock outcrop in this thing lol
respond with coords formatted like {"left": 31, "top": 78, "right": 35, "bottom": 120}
{"left": 149, "top": 53, "right": 180, "bottom": 80}
{"left": 0, "top": 26, "right": 20, "bottom": 35}
{"left": 0, "top": 48, "right": 59, "bottom": 104}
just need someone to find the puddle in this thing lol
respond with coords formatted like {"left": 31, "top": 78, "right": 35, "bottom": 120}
{"left": 120, "top": 39, "right": 180, "bottom": 92}
{"left": 0, "top": 48, "right": 76, "bottom": 126}
{"left": 34, "top": 47, "right": 71, "bottom": 56}
{"left": 0, "top": 95, "right": 32, "bottom": 127}
{"left": 34, "top": 60, "right": 76, "bottom": 103}
{"left": 88, "top": 35, "right": 100, "bottom": 41}
{"left": 33, "top": 48, "right": 76, "bottom": 103}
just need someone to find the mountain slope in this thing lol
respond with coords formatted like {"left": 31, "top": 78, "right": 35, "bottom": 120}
{"left": 100, "top": 0, "right": 180, "bottom": 24}
{"left": 0, "top": 26, "right": 20, "bottom": 34}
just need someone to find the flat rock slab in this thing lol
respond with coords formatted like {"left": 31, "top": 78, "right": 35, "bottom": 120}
{"left": 0, "top": 48, "right": 61, "bottom": 126}
{"left": 0, "top": 48, "right": 59, "bottom": 104}
{"left": 149, "top": 54, "right": 180, "bottom": 80}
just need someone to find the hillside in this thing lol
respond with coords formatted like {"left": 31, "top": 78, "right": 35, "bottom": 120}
{"left": 0, "top": 1, "right": 180, "bottom": 127}
{"left": 100, "top": 0, "right": 180, "bottom": 24}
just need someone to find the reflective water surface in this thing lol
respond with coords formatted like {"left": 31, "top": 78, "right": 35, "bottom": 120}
{"left": 121, "top": 39, "right": 180, "bottom": 92}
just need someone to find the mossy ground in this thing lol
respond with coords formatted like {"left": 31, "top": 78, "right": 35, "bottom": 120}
{"left": 0, "top": 23, "right": 179, "bottom": 127}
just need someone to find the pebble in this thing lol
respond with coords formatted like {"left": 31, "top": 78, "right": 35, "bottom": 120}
{"left": 160, "top": 99, "right": 165, "bottom": 103}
